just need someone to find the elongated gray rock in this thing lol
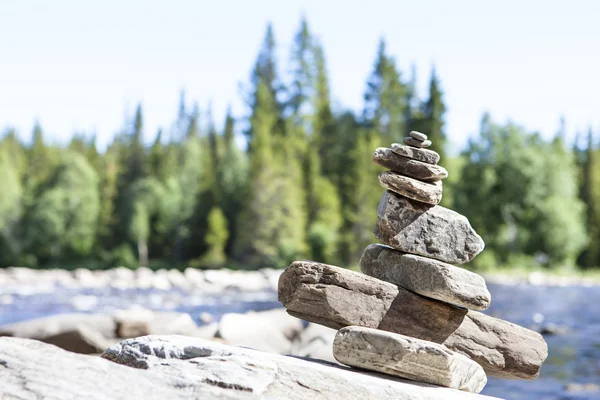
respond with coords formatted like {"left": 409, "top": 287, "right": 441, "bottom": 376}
{"left": 373, "top": 148, "right": 448, "bottom": 182}
{"left": 379, "top": 171, "right": 443, "bottom": 205}
{"left": 375, "top": 191, "right": 484, "bottom": 264}
{"left": 279, "top": 261, "right": 548, "bottom": 380}
{"left": 1, "top": 337, "right": 499, "bottom": 400}
{"left": 360, "top": 244, "right": 491, "bottom": 310}
{"left": 392, "top": 143, "right": 440, "bottom": 165}
{"left": 410, "top": 131, "right": 428, "bottom": 141}
{"left": 405, "top": 137, "right": 432, "bottom": 148}
{"left": 333, "top": 326, "right": 487, "bottom": 393}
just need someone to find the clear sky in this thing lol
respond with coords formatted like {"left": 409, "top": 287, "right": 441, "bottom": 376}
{"left": 1, "top": 0, "right": 599, "bottom": 153}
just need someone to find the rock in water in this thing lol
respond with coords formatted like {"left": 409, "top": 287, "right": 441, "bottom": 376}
{"left": 410, "top": 131, "right": 428, "bottom": 141}
{"left": 379, "top": 171, "right": 443, "bottom": 205}
{"left": 373, "top": 148, "right": 448, "bottom": 182}
{"left": 404, "top": 137, "right": 432, "bottom": 148}
{"left": 279, "top": 261, "right": 548, "bottom": 380}
{"left": 391, "top": 143, "right": 440, "bottom": 165}
{"left": 360, "top": 244, "right": 491, "bottom": 310}
{"left": 333, "top": 326, "right": 487, "bottom": 393}
{"left": 375, "top": 191, "right": 485, "bottom": 264}
{"left": 0, "top": 337, "right": 500, "bottom": 400}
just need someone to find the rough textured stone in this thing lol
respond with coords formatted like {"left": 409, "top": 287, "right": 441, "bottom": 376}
{"left": 373, "top": 148, "right": 448, "bottom": 182}
{"left": 410, "top": 131, "right": 428, "bottom": 141}
{"left": 379, "top": 171, "right": 443, "bottom": 205}
{"left": 404, "top": 137, "right": 432, "bottom": 148}
{"left": 360, "top": 244, "right": 491, "bottom": 310}
{"left": 102, "top": 336, "right": 499, "bottom": 400}
{"left": 375, "top": 191, "right": 485, "bottom": 264}
{"left": 333, "top": 326, "right": 487, "bottom": 393}
{"left": 391, "top": 143, "right": 440, "bottom": 164}
{"left": 279, "top": 261, "right": 548, "bottom": 380}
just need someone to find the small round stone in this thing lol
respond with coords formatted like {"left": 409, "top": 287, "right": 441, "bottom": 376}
{"left": 410, "top": 131, "right": 428, "bottom": 141}
{"left": 404, "top": 137, "right": 432, "bottom": 148}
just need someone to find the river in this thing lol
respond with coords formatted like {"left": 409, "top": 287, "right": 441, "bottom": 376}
{"left": 1, "top": 280, "right": 598, "bottom": 399}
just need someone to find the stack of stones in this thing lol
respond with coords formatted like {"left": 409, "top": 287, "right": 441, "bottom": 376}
{"left": 278, "top": 131, "right": 548, "bottom": 394}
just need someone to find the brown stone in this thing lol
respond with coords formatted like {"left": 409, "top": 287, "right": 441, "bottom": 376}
{"left": 278, "top": 261, "right": 548, "bottom": 380}
{"left": 379, "top": 171, "right": 443, "bottom": 205}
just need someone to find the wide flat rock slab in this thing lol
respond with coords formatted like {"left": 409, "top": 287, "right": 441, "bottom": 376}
{"left": 391, "top": 143, "right": 440, "bottom": 165}
{"left": 103, "top": 335, "right": 500, "bottom": 400}
{"left": 360, "top": 244, "right": 491, "bottom": 310}
{"left": 373, "top": 148, "right": 448, "bottom": 182}
{"left": 333, "top": 326, "right": 487, "bottom": 393}
{"left": 379, "top": 171, "right": 443, "bottom": 205}
{"left": 279, "top": 261, "right": 548, "bottom": 380}
{"left": 375, "top": 191, "right": 485, "bottom": 264}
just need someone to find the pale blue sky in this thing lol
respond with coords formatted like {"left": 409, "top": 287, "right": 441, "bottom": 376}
{"left": 1, "top": 0, "right": 599, "bottom": 153}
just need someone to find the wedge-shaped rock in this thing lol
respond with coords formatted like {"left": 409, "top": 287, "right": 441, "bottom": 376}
{"left": 373, "top": 148, "right": 448, "bottom": 182}
{"left": 379, "top": 171, "right": 443, "bottom": 205}
{"left": 333, "top": 326, "right": 487, "bottom": 393}
{"left": 375, "top": 191, "right": 484, "bottom": 264}
{"left": 360, "top": 244, "right": 491, "bottom": 310}
{"left": 391, "top": 143, "right": 440, "bottom": 165}
{"left": 279, "top": 261, "right": 548, "bottom": 380}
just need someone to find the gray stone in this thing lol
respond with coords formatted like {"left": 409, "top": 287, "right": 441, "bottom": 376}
{"left": 360, "top": 244, "right": 491, "bottom": 310}
{"left": 375, "top": 191, "right": 485, "bottom": 264}
{"left": 279, "top": 261, "right": 548, "bottom": 380}
{"left": 40, "top": 326, "right": 116, "bottom": 355}
{"left": 404, "top": 137, "right": 432, "bottom": 148}
{"left": 379, "top": 171, "right": 443, "bottom": 205}
{"left": 101, "top": 335, "right": 498, "bottom": 400}
{"left": 410, "top": 131, "right": 428, "bottom": 141}
{"left": 391, "top": 143, "right": 440, "bottom": 164}
{"left": 373, "top": 148, "right": 448, "bottom": 182}
{"left": 333, "top": 326, "right": 487, "bottom": 393}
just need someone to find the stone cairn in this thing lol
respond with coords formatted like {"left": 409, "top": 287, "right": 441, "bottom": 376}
{"left": 278, "top": 131, "right": 549, "bottom": 394}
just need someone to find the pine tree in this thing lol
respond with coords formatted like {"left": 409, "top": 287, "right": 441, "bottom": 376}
{"left": 363, "top": 38, "right": 407, "bottom": 144}
{"left": 422, "top": 67, "right": 447, "bottom": 160}
{"left": 0, "top": 148, "right": 23, "bottom": 266}
{"left": 199, "top": 207, "right": 229, "bottom": 267}
{"left": 234, "top": 79, "right": 280, "bottom": 266}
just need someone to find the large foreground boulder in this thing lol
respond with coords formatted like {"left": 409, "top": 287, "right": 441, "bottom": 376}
{"left": 375, "top": 191, "right": 485, "bottom": 264}
{"left": 278, "top": 261, "right": 548, "bottom": 380}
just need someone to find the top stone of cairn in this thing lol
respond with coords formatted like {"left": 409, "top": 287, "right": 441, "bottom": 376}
{"left": 410, "top": 131, "right": 428, "bottom": 141}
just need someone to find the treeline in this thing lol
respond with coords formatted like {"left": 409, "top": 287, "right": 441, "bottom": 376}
{"left": 0, "top": 18, "right": 597, "bottom": 270}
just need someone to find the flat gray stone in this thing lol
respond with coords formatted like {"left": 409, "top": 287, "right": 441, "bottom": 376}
{"left": 379, "top": 171, "right": 443, "bottom": 205}
{"left": 404, "top": 137, "right": 432, "bottom": 148}
{"left": 0, "top": 336, "right": 500, "bottom": 400}
{"left": 333, "top": 326, "right": 487, "bottom": 393}
{"left": 410, "top": 131, "right": 428, "bottom": 141}
{"left": 391, "top": 143, "right": 440, "bottom": 165}
{"left": 375, "top": 191, "right": 485, "bottom": 264}
{"left": 360, "top": 244, "right": 491, "bottom": 310}
{"left": 373, "top": 148, "right": 448, "bottom": 182}
{"left": 279, "top": 261, "right": 548, "bottom": 380}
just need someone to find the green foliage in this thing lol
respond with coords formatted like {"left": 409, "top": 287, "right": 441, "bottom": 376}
{"left": 455, "top": 116, "right": 586, "bottom": 265}
{"left": 0, "top": 17, "right": 595, "bottom": 272}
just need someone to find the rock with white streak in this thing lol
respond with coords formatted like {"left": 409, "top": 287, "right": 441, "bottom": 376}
{"left": 379, "top": 171, "right": 443, "bottom": 205}
{"left": 333, "top": 326, "right": 487, "bottom": 393}
{"left": 360, "top": 244, "right": 491, "bottom": 310}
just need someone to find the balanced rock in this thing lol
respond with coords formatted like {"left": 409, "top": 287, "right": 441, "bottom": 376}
{"left": 391, "top": 143, "right": 440, "bottom": 165}
{"left": 404, "top": 137, "right": 432, "bottom": 148}
{"left": 373, "top": 148, "right": 448, "bottom": 182}
{"left": 379, "top": 171, "right": 443, "bottom": 205}
{"left": 333, "top": 326, "right": 487, "bottom": 393}
{"left": 360, "top": 244, "right": 491, "bottom": 310}
{"left": 279, "top": 261, "right": 548, "bottom": 380}
{"left": 410, "top": 131, "right": 428, "bottom": 141}
{"left": 375, "top": 191, "right": 484, "bottom": 264}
